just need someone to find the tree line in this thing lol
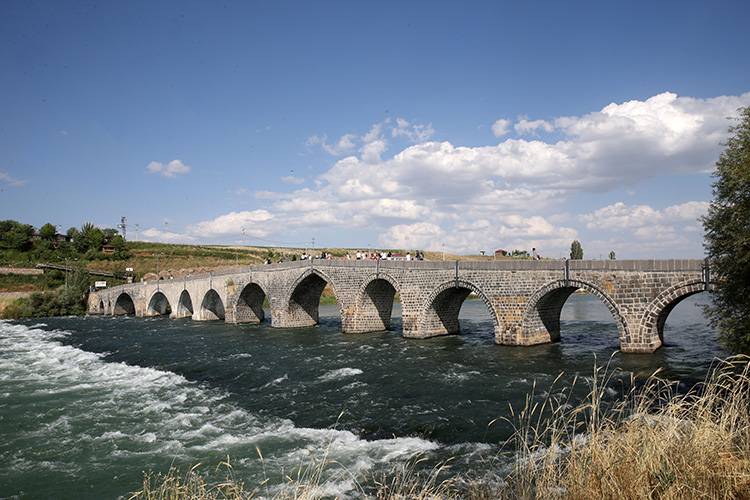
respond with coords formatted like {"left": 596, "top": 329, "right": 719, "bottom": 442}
{"left": 0, "top": 220, "right": 130, "bottom": 264}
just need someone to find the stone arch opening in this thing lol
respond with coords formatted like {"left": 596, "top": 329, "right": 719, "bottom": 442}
{"left": 98, "top": 299, "right": 105, "bottom": 314}
{"left": 147, "top": 291, "right": 172, "bottom": 316}
{"left": 285, "top": 269, "right": 339, "bottom": 328}
{"left": 199, "top": 289, "right": 225, "bottom": 321}
{"left": 419, "top": 280, "right": 498, "bottom": 337}
{"left": 523, "top": 280, "right": 626, "bottom": 345}
{"left": 640, "top": 280, "right": 707, "bottom": 345}
{"left": 354, "top": 276, "right": 399, "bottom": 332}
{"left": 175, "top": 290, "right": 194, "bottom": 318}
{"left": 113, "top": 293, "right": 136, "bottom": 316}
{"left": 235, "top": 282, "right": 266, "bottom": 324}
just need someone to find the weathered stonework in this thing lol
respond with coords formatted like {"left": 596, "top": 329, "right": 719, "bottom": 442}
{"left": 88, "top": 259, "right": 710, "bottom": 353}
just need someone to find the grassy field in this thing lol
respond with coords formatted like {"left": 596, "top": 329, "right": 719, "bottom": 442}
{"left": 82, "top": 241, "right": 509, "bottom": 280}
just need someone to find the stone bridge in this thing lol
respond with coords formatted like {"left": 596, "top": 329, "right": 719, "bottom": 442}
{"left": 87, "top": 259, "right": 711, "bottom": 353}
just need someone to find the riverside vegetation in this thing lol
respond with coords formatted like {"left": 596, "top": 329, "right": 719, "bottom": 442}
{"left": 129, "top": 356, "right": 750, "bottom": 499}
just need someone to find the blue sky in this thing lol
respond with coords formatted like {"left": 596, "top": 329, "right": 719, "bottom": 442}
{"left": 1, "top": 1, "right": 749, "bottom": 257}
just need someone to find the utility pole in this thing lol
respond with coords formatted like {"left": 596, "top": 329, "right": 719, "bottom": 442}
{"left": 118, "top": 216, "right": 127, "bottom": 240}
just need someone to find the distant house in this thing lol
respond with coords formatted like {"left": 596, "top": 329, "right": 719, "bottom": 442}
{"left": 101, "top": 244, "right": 115, "bottom": 255}
{"left": 32, "top": 230, "right": 71, "bottom": 247}
{"left": 494, "top": 249, "right": 508, "bottom": 257}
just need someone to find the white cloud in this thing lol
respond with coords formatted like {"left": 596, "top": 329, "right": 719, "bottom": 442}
{"left": 309, "top": 118, "right": 435, "bottom": 160}
{"left": 580, "top": 201, "right": 709, "bottom": 257}
{"left": 140, "top": 227, "right": 195, "bottom": 243}
{"left": 491, "top": 118, "right": 511, "bottom": 137}
{"left": 188, "top": 210, "right": 274, "bottom": 238}
{"left": 514, "top": 117, "right": 555, "bottom": 135}
{"left": 281, "top": 175, "right": 304, "bottom": 185}
{"left": 380, "top": 222, "right": 445, "bottom": 249}
{"left": 392, "top": 117, "right": 435, "bottom": 142}
{"left": 582, "top": 201, "right": 709, "bottom": 230}
{"left": 664, "top": 201, "right": 710, "bottom": 220}
{"left": 0, "top": 171, "right": 26, "bottom": 187}
{"left": 146, "top": 160, "right": 191, "bottom": 178}
{"left": 306, "top": 133, "right": 358, "bottom": 156}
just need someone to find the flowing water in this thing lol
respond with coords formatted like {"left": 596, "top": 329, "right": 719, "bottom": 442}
{"left": 0, "top": 294, "right": 724, "bottom": 498}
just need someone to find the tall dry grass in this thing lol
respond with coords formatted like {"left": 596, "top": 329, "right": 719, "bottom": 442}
{"left": 129, "top": 356, "right": 750, "bottom": 499}
{"left": 501, "top": 354, "right": 750, "bottom": 499}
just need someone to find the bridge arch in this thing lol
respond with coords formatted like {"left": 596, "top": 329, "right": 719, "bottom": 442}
{"left": 234, "top": 281, "right": 268, "bottom": 324}
{"left": 352, "top": 273, "right": 400, "bottom": 332}
{"left": 418, "top": 279, "right": 499, "bottom": 337}
{"left": 175, "top": 289, "right": 194, "bottom": 318}
{"left": 198, "top": 289, "right": 225, "bottom": 321}
{"left": 98, "top": 299, "right": 105, "bottom": 314}
{"left": 147, "top": 291, "right": 172, "bottom": 316}
{"left": 282, "top": 268, "right": 340, "bottom": 327}
{"left": 113, "top": 292, "right": 136, "bottom": 316}
{"left": 638, "top": 279, "right": 708, "bottom": 346}
{"left": 522, "top": 279, "right": 627, "bottom": 346}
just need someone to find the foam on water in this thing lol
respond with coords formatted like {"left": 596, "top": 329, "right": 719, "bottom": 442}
{"left": 0, "top": 321, "right": 437, "bottom": 496}
{"left": 318, "top": 367, "right": 363, "bottom": 382}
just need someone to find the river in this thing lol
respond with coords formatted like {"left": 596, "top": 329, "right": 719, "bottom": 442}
{"left": 0, "top": 293, "right": 724, "bottom": 498}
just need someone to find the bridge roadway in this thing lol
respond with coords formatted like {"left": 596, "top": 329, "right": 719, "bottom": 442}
{"left": 87, "top": 259, "right": 711, "bottom": 353}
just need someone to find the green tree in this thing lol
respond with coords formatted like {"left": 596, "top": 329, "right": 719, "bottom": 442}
{"left": 0, "top": 220, "right": 34, "bottom": 251}
{"left": 609, "top": 250, "right": 616, "bottom": 260}
{"left": 110, "top": 234, "right": 130, "bottom": 260}
{"left": 570, "top": 240, "right": 584, "bottom": 260}
{"left": 703, "top": 106, "right": 750, "bottom": 353}
{"left": 39, "top": 223, "right": 57, "bottom": 240}
{"left": 76, "top": 222, "right": 104, "bottom": 253}
{"left": 102, "top": 228, "right": 118, "bottom": 243}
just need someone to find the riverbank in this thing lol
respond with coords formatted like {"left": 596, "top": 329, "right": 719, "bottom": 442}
{"left": 130, "top": 356, "right": 750, "bottom": 499}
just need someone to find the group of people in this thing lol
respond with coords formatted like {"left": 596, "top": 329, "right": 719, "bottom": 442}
{"left": 351, "top": 250, "right": 424, "bottom": 261}
{"left": 262, "top": 250, "right": 427, "bottom": 265}
{"left": 299, "top": 251, "right": 334, "bottom": 260}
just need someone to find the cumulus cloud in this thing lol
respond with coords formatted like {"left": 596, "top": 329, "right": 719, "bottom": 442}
{"left": 491, "top": 118, "right": 511, "bottom": 137}
{"left": 307, "top": 118, "right": 435, "bottom": 160}
{"left": 140, "top": 227, "right": 196, "bottom": 243}
{"left": 392, "top": 117, "right": 435, "bottom": 142}
{"left": 0, "top": 171, "right": 26, "bottom": 187}
{"left": 582, "top": 201, "right": 709, "bottom": 230}
{"left": 514, "top": 116, "right": 555, "bottom": 135}
{"left": 580, "top": 201, "right": 709, "bottom": 257}
{"left": 187, "top": 210, "right": 274, "bottom": 238}
{"left": 146, "top": 160, "right": 191, "bottom": 178}
{"left": 306, "top": 133, "right": 357, "bottom": 156}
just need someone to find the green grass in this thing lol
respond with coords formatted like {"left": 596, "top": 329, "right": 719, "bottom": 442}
{"left": 0, "top": 273, "right": 48, "bottom": 292}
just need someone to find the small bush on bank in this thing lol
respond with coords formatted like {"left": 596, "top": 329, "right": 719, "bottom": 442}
{"left": 0, "top": 268, "right": 90, "bottom": 319}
